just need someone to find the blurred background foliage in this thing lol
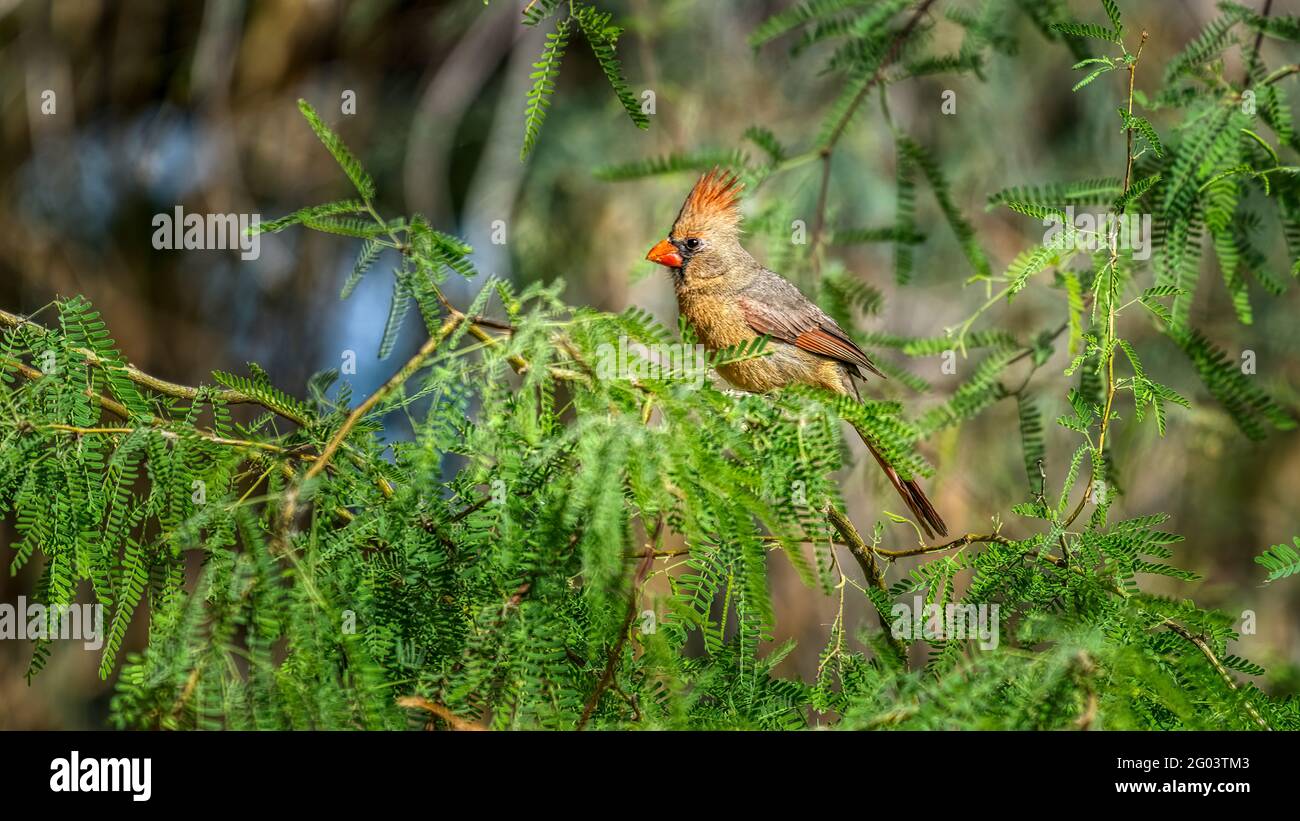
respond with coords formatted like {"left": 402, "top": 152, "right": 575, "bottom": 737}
{"left": 1, "top": 0, "right": 1297, "bottom": 728}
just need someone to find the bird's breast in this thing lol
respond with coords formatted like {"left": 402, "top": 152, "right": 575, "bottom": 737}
{"left": 676, "top": 291, "right": 755, "bottom": 351}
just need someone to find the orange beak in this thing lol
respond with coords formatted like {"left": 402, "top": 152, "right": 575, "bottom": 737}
{"left": 645, "top": 238, "right": 683, "bottom": 268}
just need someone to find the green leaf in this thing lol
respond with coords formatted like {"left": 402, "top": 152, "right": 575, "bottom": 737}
{"left": 749, "top": 0, "right": 874, "bottom": 48}
{"left": 521, "top": 16, "right": 573, "bottom": 161}
{"left": 1000, "top": 201, "right": 1069, "bottom": 222}
{"left": 1072, "top": 64, "right": 1115, "bottom": 92}
{"left": 1171, "top": 326, "right": 1295, "bottom": 440}
{"left": 379, "top": 272, "right": 414, "bottom": 360}
{"left": 1005, "top": 245, "right": 1059, "bottom": 299}
{"left": 898, "top": 135, "right": 991, "bottom": 280}
{"left": 1256, "top": 537, "right": 1300, "bottom": 583}
{"left": 342, "top": 239, "right": 383, "bottom": 300}
{"left": 297, "top": 100, "right": 375, "bottom": 200}
{"left": 830, "top": 225, "right": 925, "bottom": 245}
{"left": 594, "top": 148, "right": 749, "bottom": 181}
{"left": 1118, "top": 110, "right": 1165, "bottom": 157}
{"left": 256, "top": 200, "right": 369, "bottom": 235}
{"left": 989, "top": 178, "right": 1122, "bottom": 210}
{"left": 1101, "top": 0, "right": 1124, "bottom": 37}
{"left": 1163, "top": 13, "right": 1238, "bottom": 83}
{"left": 522, "top": 0, "right": 564, "bottom": 26}
{"left": 743, "top": 126, "right": 787, "bottom": 165}
{"left": 1050, "top": 21, "right": 1121, "bottom": 44}
{"left": 1113, "top": 173, "right": 1161, "bottom": 212}
{"left": 573, "top": 4, "right": 650, "bottom": 132}
{"left": 1016, "top": 392, "right": 1047, "bottom": 491}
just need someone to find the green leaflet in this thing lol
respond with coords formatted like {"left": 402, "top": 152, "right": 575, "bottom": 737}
{"left": 1256, "top": 537, "right": 1300, "bottom": 583}
{"left": 520, "top": 3, "right": 649, "bottom": 161}
{"left": 1, "top": 0, "right": 1297, "bottom": 733}
{"left": 521, "top": 16, "right": 572, "bottom": 161}
{"left": 297, "top": 100, "right": 375, "bottom": 200}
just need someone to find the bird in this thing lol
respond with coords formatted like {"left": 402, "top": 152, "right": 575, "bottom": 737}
{"left": 645, "top": 168, "right": 948, "bottom": 539}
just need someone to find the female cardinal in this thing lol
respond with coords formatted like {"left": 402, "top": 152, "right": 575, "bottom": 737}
{"left": 645, "top": 168, "right": 947, "bottom": 539}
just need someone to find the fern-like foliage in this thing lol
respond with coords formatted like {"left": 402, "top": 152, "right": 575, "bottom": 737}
{"left": 520, "top": 2, "right": 648, "bottom": 160}
{"left": 522, "top": 16, "right": 573, "bottom": 161}
{"left": 1256, "top": 537, "right": 1300, "bottom": 583}
{"left": 573, "top": 4, "right": 650, "bottom": 132}
{"left": 2, "top": 0, "right": 1298, "bottom": 734}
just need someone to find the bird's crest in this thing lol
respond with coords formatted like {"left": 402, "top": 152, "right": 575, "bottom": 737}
{"left": 673, "top": 167, "right": 744, "bottom": 235}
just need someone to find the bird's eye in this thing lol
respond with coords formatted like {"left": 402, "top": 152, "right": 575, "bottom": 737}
{"left": 683, "top": 238, "right": 703, "bottom": 252}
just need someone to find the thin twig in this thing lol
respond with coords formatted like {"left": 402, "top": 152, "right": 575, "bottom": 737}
{"left": 1035, "top": 548, "right": 1271, "bottom": 730}
{"left": 630, "top": 531, "right": 1012, "bottom": 561}
{"left": 825, "top": 506, "right": 885, "bottom": 590}
{"left": 0, "top": 308, "right": 312, "bottom": 426}
{"left": 1061, "top": 30, "right": 1147, "bottom": 532}
{"left": 304, "top": 314, "right": 462, "bottom": 484}
{"left": 274, "top": 314, "right": 462, "bottom": 550}
{"left": 3, "top": 357, "right": 132, "bottom": 419}
{"left": 578, "top": 516, "right": 663, "bottom": 729}
{"left": 806, "top": 0, "right": 937, "bottom": 276}
{"left": 874, "top": 530, "right": 1010, "bottom": 558}
{"left": 808, "top": 148, "right": 834, "bottom": 277}
{"left": 36, "top": 423, "right": 316, "bottom": 460}
{"left": 825, "top": 506, "right": 910, "bottom": 663}
{"left": 1260, "top": 63, "right": 1299, "bottom": 86}
{"left": 1163, "top": 622, "right": 1271, "bottom": 731}
{"left": 1245, "top": 0, "right": 1274, "bottom": 87}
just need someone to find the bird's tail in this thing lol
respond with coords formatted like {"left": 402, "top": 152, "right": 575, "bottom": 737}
{"left": 859, "top": 432, "right": 948, "bottom": 541}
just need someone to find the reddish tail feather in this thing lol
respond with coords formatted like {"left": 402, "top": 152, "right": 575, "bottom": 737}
{"left": 862, "top": 437, "right": 948, "bottom": 541}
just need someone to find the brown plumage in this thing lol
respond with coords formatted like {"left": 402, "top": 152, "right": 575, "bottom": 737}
{"left": 646, "top": 168, "right": 948, "bottom": 539}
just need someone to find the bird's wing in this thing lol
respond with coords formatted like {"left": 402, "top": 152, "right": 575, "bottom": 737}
{"left": 738, "top": 271, "right": 884, "bottom": 378}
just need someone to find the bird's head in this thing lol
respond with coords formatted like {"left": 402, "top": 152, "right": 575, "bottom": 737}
{"left": 646, "top": 168, "right": 748, "bottom": 284}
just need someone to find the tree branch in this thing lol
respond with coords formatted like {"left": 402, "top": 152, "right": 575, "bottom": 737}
{"left": 807, "top": 0, "right": 937, "bottom": 275}
{"left": 0, "top": 307, "right": 312, "bottom": 426}
{"left": 304, "top": 314, "right": 463, "bottom": 483}
{"left": 578, "top": 516, "right": 663, "bottom": 729}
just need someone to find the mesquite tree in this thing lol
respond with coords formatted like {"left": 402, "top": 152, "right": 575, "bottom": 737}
{"left": 2, "top": 0, "right": 1299, "bottom": 730}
